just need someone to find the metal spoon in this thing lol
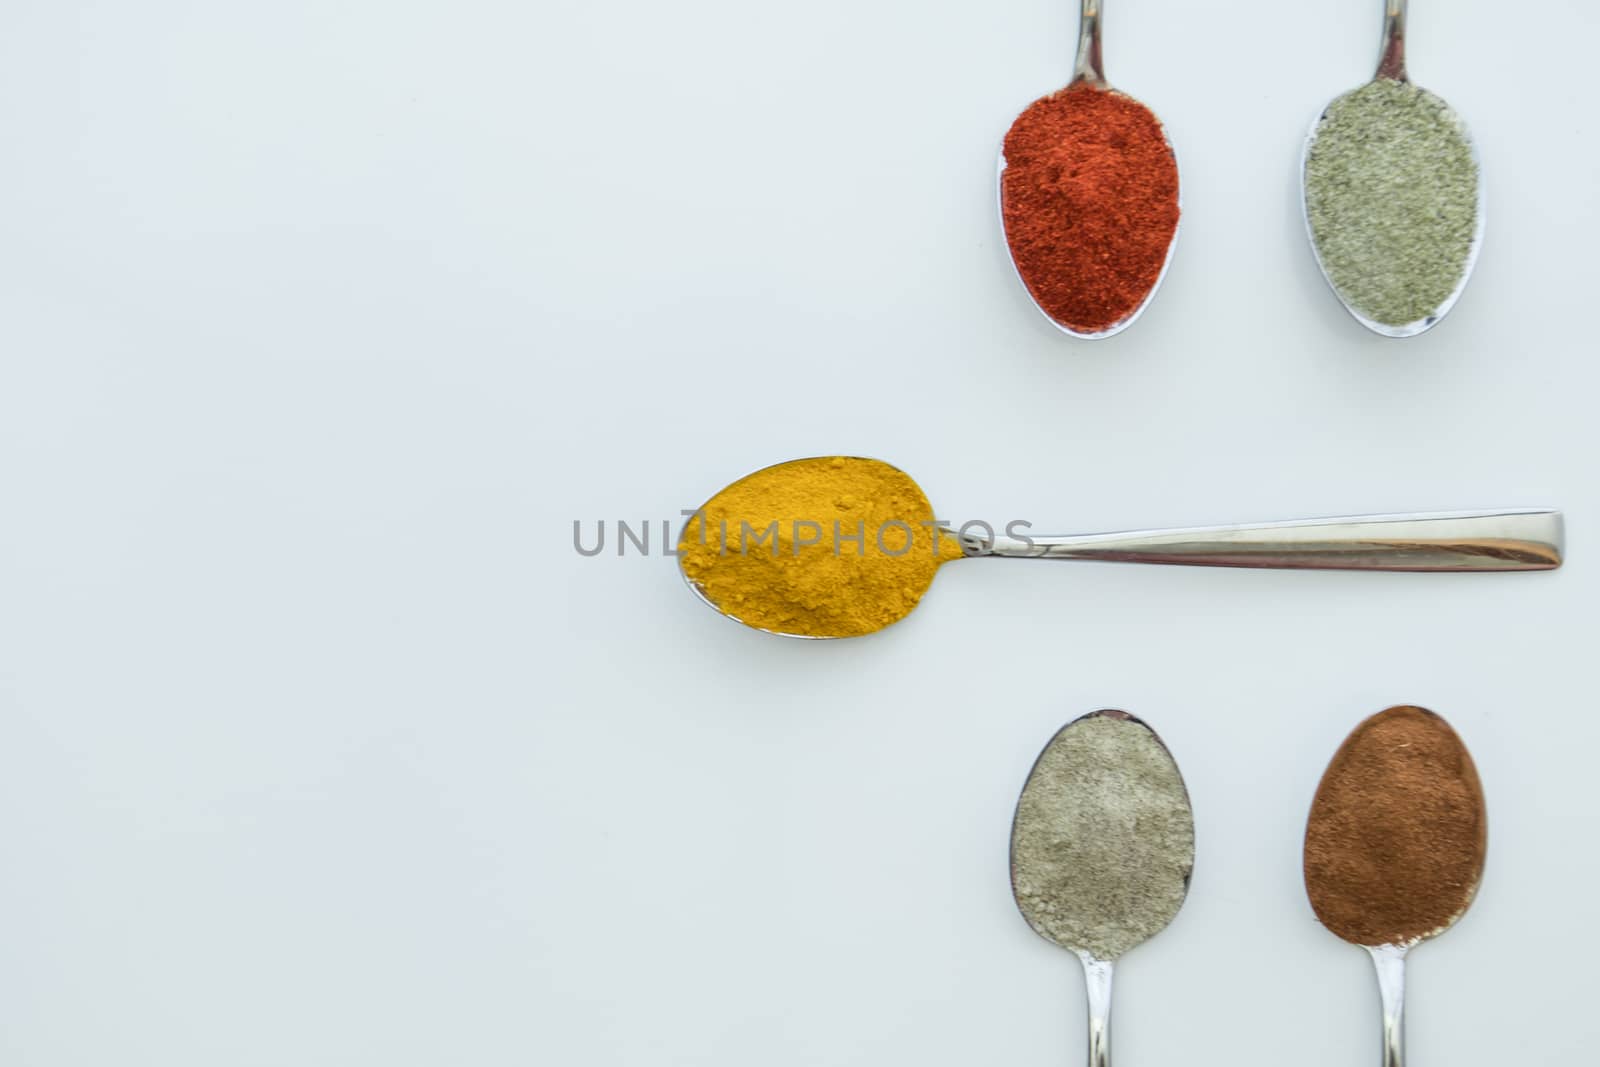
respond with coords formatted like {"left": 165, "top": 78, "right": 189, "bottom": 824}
{"left": 998, "top": 0, "right": 1180, "bottom": 338}
{"left": 679, "top": 457, "right": 1564, "bottom": 639}
{"left": 1303, "top": 706, "right": 1487, "bottom": 1067}
{"left": 1300, "top": 0, "right": 1486, "bottom": 337}
{"left": 1010, "top": 710, "right": 1194, "bottom": 1067}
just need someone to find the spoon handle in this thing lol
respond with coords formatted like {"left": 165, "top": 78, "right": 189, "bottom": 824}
{"left": 1376, "top": 0, "right": 1408, "bottom": 81}
{"left": 960, "top": 508, "right": 1563, "bottom": 571}
{"left": 1072, "top": 0, "right": 1107, "bottom": 87}
{"left": 1080, "top": 954, "right": 1114, "bottom": 1067}
{"left": 1368, "top": 944, "right": 1408, "bottom": 1067}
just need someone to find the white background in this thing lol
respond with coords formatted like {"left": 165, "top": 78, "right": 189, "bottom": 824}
{"left": 1, "top": 1, "right": 1595, "bottom": 1063}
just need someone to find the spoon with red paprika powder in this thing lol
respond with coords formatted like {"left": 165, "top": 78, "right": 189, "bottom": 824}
{"left": 1000, "top": 0, "right": 1180, "bottom": 338}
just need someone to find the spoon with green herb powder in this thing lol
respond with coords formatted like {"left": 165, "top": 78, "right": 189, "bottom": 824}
{"left": 1301, "top": 1, "right": 1484, "bottom": 336}
{"left": 1011, "top": 711, "right": 1194, "bottom": 1067}
{"left": 1303, "top": 706, "right": 1487, "bottom": 1067}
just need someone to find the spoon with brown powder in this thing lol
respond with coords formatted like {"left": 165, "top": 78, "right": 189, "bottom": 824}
{"left": 1011, "top": 711, "right": 1194, "bottom": 1067}
{"left": 677, "top": 457, "right": 1564, "bottom": 639}
{"left": 1303, "top": 705, "right": 1488, "bottom": 1067}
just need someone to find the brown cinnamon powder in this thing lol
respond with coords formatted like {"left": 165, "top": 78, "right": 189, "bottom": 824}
{"left": 1303, "top": 705, "right": 1486, "bottom": 947}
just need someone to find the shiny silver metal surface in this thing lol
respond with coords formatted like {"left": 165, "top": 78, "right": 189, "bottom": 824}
{"left": 955, "top": 508, "right": 1562, "bottom": 572}
{"left": 1377, "top": 0, "right": 1408, "bottom": 81}
{"left": 1072, "top": 0, "right": 1107, "bottom": 88}
{"left": 1368, "top": 944, "right": 1408, "bottom": 1067}
{"left": 997, "top": 0, "right": 1180, "bottom": 341}
{"left": 1079, "top": 954, "right": 1114, "bottom": 1067}
{"left": 1300, "top": 0, "right": 1485, "bottom": 338}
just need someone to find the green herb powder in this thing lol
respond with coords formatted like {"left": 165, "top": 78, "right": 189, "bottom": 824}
{"left": 1304, "top": 78, "right": 1479, "bottom": 327}
{"left": 1010, "top": 714, "right": 1194, "bottom": 961}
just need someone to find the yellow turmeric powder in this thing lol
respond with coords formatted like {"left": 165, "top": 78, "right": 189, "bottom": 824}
{"left": 678, "top": 457, "right": 964, "bottom": 638}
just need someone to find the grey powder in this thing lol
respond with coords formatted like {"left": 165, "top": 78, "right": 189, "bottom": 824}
{"left": 1010, "top": 713, "right": 1194, "bottom": 961}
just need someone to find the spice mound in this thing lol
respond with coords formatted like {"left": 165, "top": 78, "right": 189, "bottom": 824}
{"left": 1304, "top": 78, "right": 1479, "bottom": 328}
{"left": 1303, "top": 705, "right": 1486, "bottom": 947}
{"left": 677, "top": 457, "right": 962, "bottom": 639}
{"left": 1010, "top": 713, "right": 1194, "bottom": 961}
{"left": 1001, "top": 83, "right": 1180, "bottom": 335}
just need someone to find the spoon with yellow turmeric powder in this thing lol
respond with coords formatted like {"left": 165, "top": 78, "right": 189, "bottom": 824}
{"left": 677, "top": 457, "right": 1563, "bottom": 639}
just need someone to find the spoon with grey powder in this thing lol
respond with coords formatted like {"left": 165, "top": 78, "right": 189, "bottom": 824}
{"left": 1010, "top": 711, "right": 1194, "bottom": 1067}
{"left": 1301, "top": 0, "right": 1484, "bottom": 336}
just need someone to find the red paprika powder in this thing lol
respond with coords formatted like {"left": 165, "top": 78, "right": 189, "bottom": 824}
{"left": 1001, "top": 84, "right": 1180, "bottom": 335}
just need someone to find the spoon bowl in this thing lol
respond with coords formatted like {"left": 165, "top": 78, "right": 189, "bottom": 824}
{"left": 677, "top": 456, "right": 952, "bottom": 639}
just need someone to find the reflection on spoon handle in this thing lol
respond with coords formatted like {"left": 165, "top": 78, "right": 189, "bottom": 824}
{"left": 1377, "top": 0, "right": 1408, "bottom": 81}
{"left": 1368, "top": 944, "right": 1408, "bottom": 1067}
{"left": 1072, "top": 0, "right": 1107, "bottom": 87}
{"left": 1080, "top": 955, "right": 1114, "bottom": 1067}
{"left": 959, "top": 509, "right": 1563, "bottom": 571}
